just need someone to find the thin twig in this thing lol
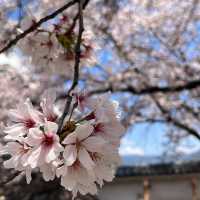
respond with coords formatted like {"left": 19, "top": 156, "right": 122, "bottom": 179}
{"left": 0, "top": 0, "right": 78, "bottom": 54}
{"left": 57, "top": 0, "right": 84, "bottom": 135}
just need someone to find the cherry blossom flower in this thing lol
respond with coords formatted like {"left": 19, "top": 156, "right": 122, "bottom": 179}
{"left": 0, "top": 90, "right": 125, "bottom": 198}
{"left": 4, "top": 99, "right": 43, "bottom": 140}
{"left": 0, "top": 140, "right": 33, "bottom": 183}
{"left": 74, "top": 94, "right": 125, "bottom": 147}
{"left": 93, "top": 121, "right": 125, "bottom": 147}
{"left": 62, "top": 122, "right": 106, "bottom": 170}
{"left": 25, "top": 121, "right": 64, "bottom": 168}
{"left": 56, "top": 161, "right": 97, "bottom": 198}
{"left": 58, "top": 119, "right": 122, "bottom": 197}
{"left": 90, "top": 95, "right": 121, "bottom": 123}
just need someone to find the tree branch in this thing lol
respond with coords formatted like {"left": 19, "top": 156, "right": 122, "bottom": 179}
{"left": 152, "top": 96, "right": 200, "bottom": 141}
{"left": 88, "top": 79, "right": 200, "bottom": 96}
{"left": 57, "top": 0, "right": 85, "bottom": 135}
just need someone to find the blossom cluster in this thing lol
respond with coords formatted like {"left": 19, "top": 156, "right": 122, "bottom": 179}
{"left": 18, "top": 14, "right": 97, "bottom": 75}
{"left": 0, "top": 90, "right": 125, "bottom": 198}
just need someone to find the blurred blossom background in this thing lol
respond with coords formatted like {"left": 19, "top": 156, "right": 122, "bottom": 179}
{"left": 1, "top": 0, "right": 200, "bottom": 199}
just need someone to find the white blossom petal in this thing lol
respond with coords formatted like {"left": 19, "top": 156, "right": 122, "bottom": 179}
{"left": 40, "top": 164, "right": 56, "bottom": 181}
{"left": 82, "top": 136, "right": 106, "bottom": 153}
{"left": 63, "top": 145, "right": 77, "bottom": 166}
{"left": 62, "top": 132, "right": 76, "bottom": 145}
{"left": 25, "top": 128, "right": 43, "bottom": 146}
{"left": 45, "top": 121, "right": 58, "bottom": 133}
{"left": 25, "top": 167, "right": 32, "bottom": 184}
{"left": 76, "top": 123, "right": 94, "bottom": 141}
{"left": 78, "top": 147, "right": 95, "bottom": 170}
{"left": 4, "top": 124, "right": 26, "bottom": 135}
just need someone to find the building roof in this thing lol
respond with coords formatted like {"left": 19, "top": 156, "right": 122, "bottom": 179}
{"left": 117, "top": 154, "right": 200, "bottom": 177}
{"left": 117, "top": 161, "right": 200, "bottom": 177}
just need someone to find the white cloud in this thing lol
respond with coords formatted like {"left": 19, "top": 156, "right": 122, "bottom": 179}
{"left": 119, "top": 137, "right": 144, "bottom": 156}
{"left": 119, "top": 146, "right": 144, "bottom": 156}
{"left": 0, "top": 53, "right": 21, "bottom": 68}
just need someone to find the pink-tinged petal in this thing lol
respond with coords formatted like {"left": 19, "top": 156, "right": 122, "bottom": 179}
{"left": 76, "top": 123, "right": 94, "bottom": 141}
{"left": 4, "top": 134, "right": 24, "bottom": 141}
{"left": 8, "top": 109, "right": 25, "bottom": 122}
{"left": 45, "top": 146, "right": 57, "bottom": 163}
{"left": 71, "top": 189, "right": 78, "bottom": 200}
{"left": 25, "top": 167, "right": 32, "bottom": 184}
{"left": 4, "top": 158, "right": 15, "bottom": 169}
{"left": 95, "top": 164, "right": 114, "bottom": 184}
{"left": 28, "top": 146, "right": 43, "bottom": 168}
{"left": 4, "top": 124, "right": 26, "bottom": 135}
{"left": 25, "top": 128, "right": 43, "bottom": 146}
{"left": 76, "top": 166, "right": 95, "bottom": 184}
{"left": 82, "top": 136, "right": 106, "bottom": 153}
{"left": 29, "top": 128, "right": 44, "bottom": 139}
{"left": 52, "top": 134, "right": 60, "bottom": 143}
{"left": 18, "top": 102, "right": 30, "bottom": 118}
{"left": 29, "top": 109, "right": 43, "bottom": 124}
{"left": 103, "top": 121, "right": 125, "bottom": 138}
{"left": 62, "top": 132, "right": 76, "bottom": 145}
{"left": 60, "top": 169, "right": 76, "bottom": 190}
{"left": 44, "top": 121, "right": 58, "bottom": 134}
{"left": 61, "top": 176, "right": 76, "bottom": 192}
{"left": 78, "top": 147, "right": 95, "bottom": 170}
{"left": 10, "top": 154, "right": 21, "bottom": 168}
{"left": 25, "top": 99, "right": 43, "bottom": 123}
{"left": 40, "top": 164, "right": 56, "bottom": 181}
{"left": 21, "top": 151, "right": 31, "bottom": 167}
{"left": 63, "top": 145, "right": 77, "bottom": 166}
{"left": 56, "top": 165, "right": 67, "bottom": 177}
{"left": 53, "top": 142, "right": 64, "bottom": 154}
{"left": 41, "top": 89, "right": 56, "bottom": 107}
{"left": 2, "top": 142, "right": 22, "bottom": 155}
{"left": 78, "top": 183, "right": 97, "bottom": 196}
{"left": 40, "top": 89, "right": 57, "bottom": 120}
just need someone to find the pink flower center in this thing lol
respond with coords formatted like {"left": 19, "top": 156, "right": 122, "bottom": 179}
{"left": 24, "top": 119, "right": 36, "bottom": 129}
{"left": 43, "top": 134, "right": 54, "bottom": 146}
{"left": 47, "top": 114, "right": 57, "bottom": 122}
{"left": 94, "top": 123, "right": 104, "bottom": 133}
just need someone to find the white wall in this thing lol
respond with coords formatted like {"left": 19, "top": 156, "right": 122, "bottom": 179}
{"left": 98, "top": 179, "right": 143, "bottom": 200}
{"left": 98, "top": 176, "right": 199, "bottom": 200}
{"left": 150, "top": 179, "right": 192, "bottom": 200}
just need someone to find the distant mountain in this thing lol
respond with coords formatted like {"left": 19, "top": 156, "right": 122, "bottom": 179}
{"left": 121, "top": 151, "right": 200, "bottom": 167}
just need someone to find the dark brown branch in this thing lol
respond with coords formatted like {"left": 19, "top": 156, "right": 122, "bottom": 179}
{"left": 57, "top": 0, "right": 84, "bottom": 135}
{"left": 0, "top": 0, "right": 78, "bottom": 54}
{"left": 171, "top": 119, "right": 200, "bottom": 141}
{"left": 182, "top": 103, "right": 200, "bottom": 119}
{"left": 88, "top": 79, "right": 200, "bottom": 96}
